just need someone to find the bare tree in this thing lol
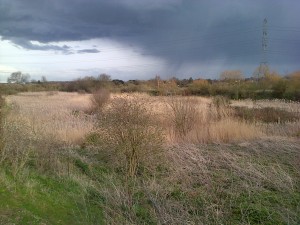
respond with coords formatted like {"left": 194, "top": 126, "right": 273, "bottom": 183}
{"left": 7, "top": 72, "right": 30, "bottom": 83}
{"left": 98, "top": 73, "right": 111, "bottom": 82}
{"left": 41, "top": 76, "right": 48, "bottom": 83}
{"left": 220, "top": 70, "right": 244, "bottom": 81}
{"left": 253, "top": 65, "right": 270, "bottom": 80}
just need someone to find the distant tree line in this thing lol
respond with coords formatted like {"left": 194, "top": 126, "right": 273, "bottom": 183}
{"left": 7, "top": 71, "right": 30, "bottom": 84}
{"left": 2, "top": 68, "right": 300, "bottom": 101}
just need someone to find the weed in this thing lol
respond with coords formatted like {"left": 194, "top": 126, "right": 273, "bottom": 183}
{"left": 83, "top": 131, "right": 103, "bottom": 147}
{"left": 74, "top": 158, "right": 90, "bottom": 175}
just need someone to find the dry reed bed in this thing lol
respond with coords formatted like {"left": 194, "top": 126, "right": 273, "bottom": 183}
{"left": 159, "top": 96, "right": 262, "bottom": 143}
{"left": 6, "top": 92, "right": 264, "bottom": 146}
{"left": 232, "top": 98, "right": 300, "bottom": 113}
{"left": 229, "top": 98, "right": 300, "bottom": 137}
{"left": 108, "top": 94, "right": 262, "bottom": 143}
{"left": 5, "top": 92, "right": 285, "bottom": 147}
{"left": 5, "top": 92, "right": 95, "bottom": 144}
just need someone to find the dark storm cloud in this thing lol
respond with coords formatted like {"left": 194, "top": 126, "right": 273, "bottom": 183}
{"left": 77, "top": 49, "right": 100, "bottom": 54}
{"left": 8, "top": 37, "right": 72, "bottom": 53}
{"left": 0, "top": 0, "right": 299, "bottom": 74}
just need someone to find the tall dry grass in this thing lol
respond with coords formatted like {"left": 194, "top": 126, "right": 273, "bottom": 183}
{"left": 4, "top": 91, "right": 292, "bottom": 175}
{"left": 5, "top": 92, "right": 94, "bottom": 144}
{"left": 162, "top": 95, "right": 262, "bottom": 144}
{"left": 167, "top": 97, "right": 198, "bottom": 139}
{"left": 3, "top": 92, "right": 268, "bottom": 157}
{"left": 89, "top": 88, "right": 110, "bottom": 114}
{"left": 3, "top": 92, "right": 95, "bottom": 174}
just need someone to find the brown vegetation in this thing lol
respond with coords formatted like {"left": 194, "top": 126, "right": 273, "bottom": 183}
{"left": 89, "top": 88, "right": 111, "bottom": 113}
{"left": 1, "top": 91, "right": 300, "bottom": 224}
{"left": 163, "top": 95, "right": 261, "bottom": 144}
{"left": 2, "top": 92, "right": 94, "bottom": 175}
{"left": 234, "top": 106, "right": 299, "bottom": 123}
{"left": 94, "top": 95, "right": 164, "bottom": 178}
{"left": 167, "top": 97, "right": 198, "bottom": 139}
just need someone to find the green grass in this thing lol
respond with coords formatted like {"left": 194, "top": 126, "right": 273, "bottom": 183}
{"left": 0, "top": 170, "right": 104, "bottom": 225}
{"left": 231, "top": 191, "right": 300, "bottom": 224}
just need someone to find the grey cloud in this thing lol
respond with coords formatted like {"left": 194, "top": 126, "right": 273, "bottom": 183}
{"left": 0, "top": 0, "right": 299, "bottom": 76}
{"left": 77, "top": 49, "right": 100, "bottom": 54}
{"left": 6, "top": 37, "right": 73, "bottom": 53}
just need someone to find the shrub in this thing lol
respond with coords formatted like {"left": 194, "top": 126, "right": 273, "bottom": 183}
{"left": 187, "top": 79, "right": 210, "bottom": 96}
{"left": 167, "top": 97, "right": 198, "bottom": 139}
{"left": 90, "top": 88, "right": 110, "bottom": 113}
{"left": 272, "top": 80, "right": 287, "bottom": 98}
{"left": 95, "top": 96, "right": 164, "bottom": 178}
{"left": 212, "top": 95, "right": 230, "bottom": 108}
{"left": 211, "top": 95, "right": 232, "bottom": 120}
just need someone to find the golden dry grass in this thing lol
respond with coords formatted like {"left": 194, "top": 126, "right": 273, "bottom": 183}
{"left": 159, "top": 96, "right": 263, "bottom": 143}
{"left": 6, "top": 91, "right": 95, "bottom": 144}
{"left": 5, "top": 92, "right": 266, "bottom": 145}
{"left": 5, "top": 92, "right": 279, "bottom": 146}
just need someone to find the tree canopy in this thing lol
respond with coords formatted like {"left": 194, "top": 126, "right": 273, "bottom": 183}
{"left": 220, "top": 70, "right": 244, "bottom": 81}
{"left": 7, "top": 72, "right": 30, "bottom": 84}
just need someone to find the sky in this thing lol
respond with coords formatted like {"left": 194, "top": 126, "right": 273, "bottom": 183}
{"left": 0, "top": 0, "right": 300, "bottom": 82}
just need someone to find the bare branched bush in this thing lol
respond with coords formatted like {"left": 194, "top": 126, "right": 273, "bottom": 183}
{"left": 90, "top": 88, "right": 110, "bottom": 113}
{"left": 211, "top": 95, "right": 232, "bottom": 120}
{"left": 167, "top": 97, "right": 198, "bottom": 139}
{"left": 95, "top": 96, "right": 164, "bottom": 178}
